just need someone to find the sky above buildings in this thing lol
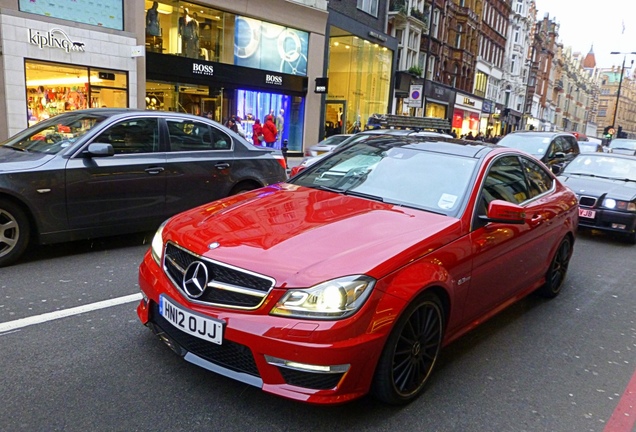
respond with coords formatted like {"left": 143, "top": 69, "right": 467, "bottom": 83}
{"left": 534, "top": 0, "right": 636, "bottom": 70}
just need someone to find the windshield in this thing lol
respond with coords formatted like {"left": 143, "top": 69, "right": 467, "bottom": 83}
{"left": 289, "top": 139, "right": 478, "bottom": 215}
{"left": 563, "top": 154, "right": 636, "bottom": 181}
{"left": 608, "top": 139, "right": 636, "bottom": 151}
{"left": 498, "top": 134, "right": 552, "bottom": 156}
{"left": 1, "top": 113, "right": 108, "bottom": 154}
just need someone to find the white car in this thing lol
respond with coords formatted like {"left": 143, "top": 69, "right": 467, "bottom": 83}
{"left": 292, "top": 130, "right": 452, "bottom": 176}
{"left": 305, "top": 134, "right": 353, "bottom": 157}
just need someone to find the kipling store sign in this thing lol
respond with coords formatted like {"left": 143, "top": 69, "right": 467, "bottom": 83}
{"left": 27, "top": 28, "right": 85, "bottom": 53}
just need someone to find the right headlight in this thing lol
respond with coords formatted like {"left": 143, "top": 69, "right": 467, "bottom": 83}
{"left": 150, "top": 219, "right": 169, "bottom": 265}
{"left": 270, "top": 275, "right": 376, "bottom": 320}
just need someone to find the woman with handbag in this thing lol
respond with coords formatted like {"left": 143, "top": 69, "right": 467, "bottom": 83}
{"left": 252, "top": 118, "right": 264, "bottom": 146}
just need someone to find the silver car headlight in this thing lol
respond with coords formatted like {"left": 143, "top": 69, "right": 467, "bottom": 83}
{"left": 150, "top": 220, "right": 169, "bottom": 264}
{"left": 270, "top": 275, "right": 375, "bottom": 319}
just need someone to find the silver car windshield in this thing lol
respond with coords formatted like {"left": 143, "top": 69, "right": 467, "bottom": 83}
{"left": 563, "top": 154, "right": 636, "bottom": 181}
{"left": 290, "top": 140, "right": 478, "bottom": 215}
{"left": 498, "top": 134, "right": 551, "bottom": 156}
{"left": 1, "top": 113, "right": 108, "bottom": 154}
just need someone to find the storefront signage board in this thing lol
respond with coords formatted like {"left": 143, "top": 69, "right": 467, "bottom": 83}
{"left": 27, "top": 28, "right": 86, "bottom": 53}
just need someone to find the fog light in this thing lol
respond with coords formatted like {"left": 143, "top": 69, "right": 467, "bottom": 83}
{"left": 611, "top": 223, "right": 626, "bottom": 230}
{"left": 265, "top": 355, "right": 349, "bottom": 373}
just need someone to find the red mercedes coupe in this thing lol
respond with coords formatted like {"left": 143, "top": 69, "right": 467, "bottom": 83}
{"left": 137, "top": 135, "right": 578, "bottom": 405}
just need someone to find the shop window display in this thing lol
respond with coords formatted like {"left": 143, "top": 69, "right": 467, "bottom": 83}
{"left": 144, "top": 0, "right": 226, "bottom": 61}
{"left": 326, "top": 33, "right": 392, "bottom": 134}
{"left": 26, "top": 60, "right": 128, "bottom": 126}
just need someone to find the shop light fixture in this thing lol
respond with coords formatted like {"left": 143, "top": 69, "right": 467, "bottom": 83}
{"left": 157, "top": 4, "right": 173, "bottom": 14}
{"left": 27, "top": 77, "right": 101, "bottom": 86}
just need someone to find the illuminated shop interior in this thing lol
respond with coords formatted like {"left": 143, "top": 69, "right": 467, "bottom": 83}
{"left": 25, "top": 60, "right": 127, "bottom": 125}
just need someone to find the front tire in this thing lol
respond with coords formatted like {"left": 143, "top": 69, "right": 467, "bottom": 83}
{"left": 372, "top": 293, "right": 444, "bottom": 405}
{"left": 536, "top": 236, "right": 572, "bottom": 298}
{"left": 0, "top": 199, "right": 31, "bottom": 267}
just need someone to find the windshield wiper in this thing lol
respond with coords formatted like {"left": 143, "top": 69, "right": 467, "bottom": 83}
{"left": 567, "top": 172, "right": 636, "bottom": 182}
{"left": 3, "top": 145, "right": 29, "bottom": 153}
{"left": 342, "top": 189, "right": 385, "bottom": 202}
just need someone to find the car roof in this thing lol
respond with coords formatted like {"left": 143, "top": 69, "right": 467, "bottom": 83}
{"left": 350, "top": 134, "right": 503, "bottom": 159}
{"left": 504, "top": 130, "right": 574, "bottom": 138}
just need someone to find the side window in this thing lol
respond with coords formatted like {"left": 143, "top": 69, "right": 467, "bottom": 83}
{"left": 94, "top": 118, "right": 159, "bottom": 154}
{"left": 166, "top": 119, "right": 232, "bottom": 151}
{"left": 565, "top": 136, "right": 578, "bottom": 154}
{"left": 520, "top": 156, "right": 554, "bottom": 198}
{"left": 481, "top": 156, "right": 530, "bottom": 208}
{"left": 557, "top": 136, "right": 573, "bottom": 154}
{"left": 548, "top": 138, "right": 563, "bottom": 157}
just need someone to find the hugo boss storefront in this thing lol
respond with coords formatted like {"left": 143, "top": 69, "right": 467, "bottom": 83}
{"left": 146, "top": 53, "right": 308, "bottom": 152}
{"left": 0, "top": 8, "right": 138, "bottom": 139}
{"left": 143, "top": 0, "right": 326, "bottom": 153}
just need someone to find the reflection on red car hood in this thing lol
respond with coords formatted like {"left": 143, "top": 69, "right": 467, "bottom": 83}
{"left": 164, "top": 183, "right": 463, "bottom": 287}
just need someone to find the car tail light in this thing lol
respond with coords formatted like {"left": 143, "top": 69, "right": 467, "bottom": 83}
{"left": 274, "top": 155, "right": 287, "bottom": 170}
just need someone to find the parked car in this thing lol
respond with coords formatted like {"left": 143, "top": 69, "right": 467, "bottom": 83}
{"left": 0, "top": 109, "right": 287, "bottom": 267}
{"left": 558, "top": 152, "right": 636, "bottom": 243}
{"left": 606, "top": 138, "right": 636, "bottom": 156}
{"left": 291, "top": 130, "right": 453, "bottom": 176}
{"left": 497, "top": 131, "right": 580, "bottom": 172}
{"left": 578, "top": 141, "right": 604, "bottom": 153}
{"left": 304, "top": 134, "right": 353, "bottom": 157}
{"left": 137, "top": 134, "right": 578, "bottom": 405}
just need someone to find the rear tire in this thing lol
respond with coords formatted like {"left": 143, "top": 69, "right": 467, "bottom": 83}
{"left": 0, "top": 199, "right": 31, "bottom": 267}
{"left": 371, "top": 292, "right": 444, "bottom": 405}
{"left": 536, "top": 237, "right": 572, "bottom": 298}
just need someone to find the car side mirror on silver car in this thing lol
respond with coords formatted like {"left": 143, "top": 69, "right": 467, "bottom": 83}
{"left": 84, "top": 143, "right": 115, "bottom": 157}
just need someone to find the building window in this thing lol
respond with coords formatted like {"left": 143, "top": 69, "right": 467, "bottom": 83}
{"left": 357, "top": 0, "right": 379, "bottom": 17}
{"left": 431, "top": 9, "right": 440, "bottom": 39}
{"left": 515, "top": 0, "right": 523, "bottom": 13}
{"left": 456, "top": 24, "right": 462, "bottom": 49}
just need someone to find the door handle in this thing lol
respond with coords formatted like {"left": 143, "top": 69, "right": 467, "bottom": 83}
{"left": 529, "top": 214, "right": 543, "bottom": 227}
{"left": 144, "top": 167, "right": 165, "bottom": 175}
{"left": 215, "top": 163, "right": 230, "bottom": 170}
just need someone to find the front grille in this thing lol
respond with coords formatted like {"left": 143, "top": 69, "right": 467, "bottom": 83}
{"left": 164, "top": 242, "right": 274, "bottom": 308}
{"left": 579, "top": 196, "right": 597, "bottom": 207}
{"left": 151, "top": 301, "right": 260, "bottom": 377}
{"left": 278, "top": 367, "right": 344, "bottom": 390}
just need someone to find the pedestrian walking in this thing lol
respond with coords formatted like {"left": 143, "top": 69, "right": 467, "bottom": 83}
{"left": 262, "top": 115, "right": 278, "bottom": 148}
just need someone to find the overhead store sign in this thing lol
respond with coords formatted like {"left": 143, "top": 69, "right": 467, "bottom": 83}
{"left": 28, "top": 28, "right": 85, "bottom": 53}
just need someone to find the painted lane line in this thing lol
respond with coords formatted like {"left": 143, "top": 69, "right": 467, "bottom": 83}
{"left": 604, "top": 365, "right": 636, "bottom": 432}
{"left": 0, "top": 293, "right": 142, "bottom": 334}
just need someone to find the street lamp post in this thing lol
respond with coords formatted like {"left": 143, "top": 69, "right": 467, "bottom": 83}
{"left": 610, "top": 51, "right": 636, "bottom": 132}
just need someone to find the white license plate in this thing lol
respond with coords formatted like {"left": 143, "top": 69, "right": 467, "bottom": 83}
{"left": 159, "top": 295, "right": 224, "bottom": 345}
{"left": 579, "top": 208, "right": 596, "bottom": 218}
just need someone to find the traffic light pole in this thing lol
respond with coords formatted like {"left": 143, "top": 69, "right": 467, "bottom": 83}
{"left": 611, "top": 55, "right": 627, "bottom": 130}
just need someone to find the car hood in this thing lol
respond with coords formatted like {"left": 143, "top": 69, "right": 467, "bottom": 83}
{"left": 0, "top": 147, "right": 55, "bottom": 172}
{"left": 164, "top": 183, "right": 464, "bottom": 287}
{"left": 559, "top": 175, "right": 636, "bottom": 200}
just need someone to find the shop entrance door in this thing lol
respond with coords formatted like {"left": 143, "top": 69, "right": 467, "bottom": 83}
{"left": 325, "top": 100, "right": 346, "bottom": 137}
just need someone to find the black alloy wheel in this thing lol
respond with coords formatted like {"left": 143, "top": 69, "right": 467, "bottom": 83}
{"left": 536, "top": 236, "right": 572, "bottom": 298}
{"left": 0, "top": 199, "right": 31, "bottom": 267}
{"left": 372, "top": 293, "right": 444, "bottom": 405}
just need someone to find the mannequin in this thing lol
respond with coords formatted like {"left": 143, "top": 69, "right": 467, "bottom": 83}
{"left": 146, "top": 1, "right": 160, "bottom": 36}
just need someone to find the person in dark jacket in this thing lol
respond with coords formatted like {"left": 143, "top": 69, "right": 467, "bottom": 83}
{"left": 262, "top": 115, "right": 278, "bottom": 148}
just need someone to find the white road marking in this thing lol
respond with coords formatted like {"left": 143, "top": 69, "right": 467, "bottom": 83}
{"left": 0, "top": 293, "right": 142, "bottom": 334}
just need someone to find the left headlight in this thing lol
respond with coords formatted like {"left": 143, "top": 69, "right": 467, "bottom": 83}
{"left": 150, "top": 219, "right": 169, "bottom": 264}
{"left": 270, "top": 275, "right": 376, "bottom": 320}
{"left": 603, "top": 198, "right": 636, "bottom": 212}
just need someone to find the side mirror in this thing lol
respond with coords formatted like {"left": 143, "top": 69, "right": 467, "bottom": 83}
{"left": 479, "top": 199, "right": 526, "bottom": 224}
{"left": 553, "top": 151, "right": 566, "bottom": 159}
{"left": 551, "top": 164, "right": 563, "bottom": 175}
{"left": 84, "top": 143, "right": 114, "bottom": 157}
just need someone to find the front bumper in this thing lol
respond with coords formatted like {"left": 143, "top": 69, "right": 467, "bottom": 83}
{"left": 578, "top": 207, "right": 636, "bottom": 236}
{"left": 136, "top": 250, "right": 401, "bottom": 405}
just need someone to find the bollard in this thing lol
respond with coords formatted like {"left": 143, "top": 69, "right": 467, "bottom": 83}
{"left": 282, "top": 139, "right": 289, "bottom": 167}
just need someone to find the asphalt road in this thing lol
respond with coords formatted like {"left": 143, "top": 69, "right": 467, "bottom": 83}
{"left": 1, "top": 229, "right": 635, "bottom": 432}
